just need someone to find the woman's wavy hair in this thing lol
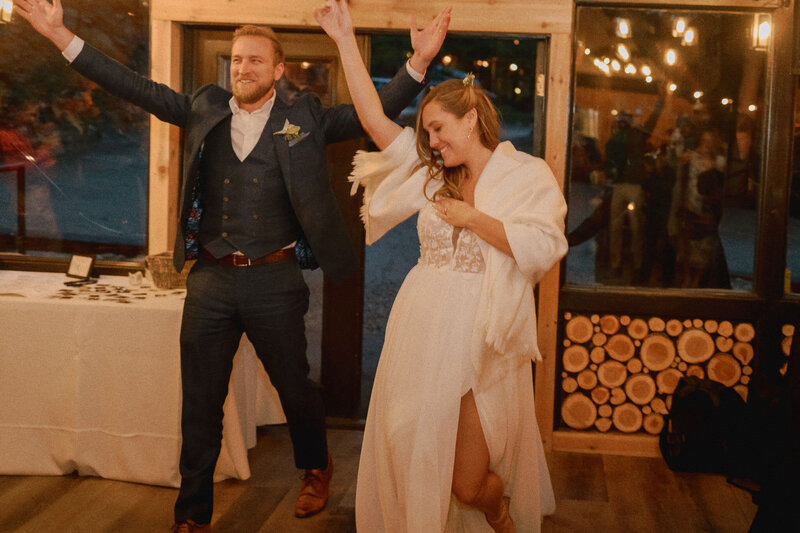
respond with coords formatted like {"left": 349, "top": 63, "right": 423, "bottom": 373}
{"left": 415, "top": 79, "right": 500, "bottom": 201}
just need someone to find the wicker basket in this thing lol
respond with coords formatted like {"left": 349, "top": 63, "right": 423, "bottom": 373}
{"left": 145, "top": 252, "right": 188, "bottom": 289}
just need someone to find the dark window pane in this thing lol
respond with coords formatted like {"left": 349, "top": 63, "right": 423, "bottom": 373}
{"left": 788, "top": 79, "right": 800, "bottom": 293}
{"left": 566, "top": 7, "right": 767, "bottom": 290}
{"left": 0, "top": 0, "right": 149, "bottom": 260}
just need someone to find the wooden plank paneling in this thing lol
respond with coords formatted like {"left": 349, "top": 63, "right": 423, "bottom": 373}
{"left": 147, "top": 19, "right": 182, "bottom": 254}
{"left": 151, "top": 0, "right": 574, "bottom": 34}
{"left": 580, "top": 0, "right": 781, "bottom": 7}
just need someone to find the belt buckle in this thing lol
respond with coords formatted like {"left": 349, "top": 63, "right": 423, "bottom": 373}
{"left": 232, "top": 254, "right": 251, "bottom": 267}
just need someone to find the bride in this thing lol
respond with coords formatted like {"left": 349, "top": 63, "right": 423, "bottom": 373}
{"left": 315, "top": 2, "right": 566, "bottom": 531}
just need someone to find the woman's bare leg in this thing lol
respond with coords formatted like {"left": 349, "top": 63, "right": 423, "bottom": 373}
{"left": 451, "top": 390, "right": 513, "bottom": 531}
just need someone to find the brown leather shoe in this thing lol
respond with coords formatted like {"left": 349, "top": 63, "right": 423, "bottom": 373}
{"left": 169, "top": 519, "right": 211, "bottom": 532}
{"left": 294, "top": 455, "right": 333, "bottom": 518}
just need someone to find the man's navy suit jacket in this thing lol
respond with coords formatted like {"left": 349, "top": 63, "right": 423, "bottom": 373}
{"left": 70, "top": 43, "right": 424, "bottom": 280}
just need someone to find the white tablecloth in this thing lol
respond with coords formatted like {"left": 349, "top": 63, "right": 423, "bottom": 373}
{"left": 0, "top": 271, "right": 286, "bottom": 487}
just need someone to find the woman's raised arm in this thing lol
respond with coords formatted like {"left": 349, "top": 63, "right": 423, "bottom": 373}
{"left": 314, "top": 0, "right": 450, "bottom": 150}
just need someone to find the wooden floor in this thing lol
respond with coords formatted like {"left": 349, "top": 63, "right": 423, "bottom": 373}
{"left": 0, "top": 426, "right": 758, "bottom": 532}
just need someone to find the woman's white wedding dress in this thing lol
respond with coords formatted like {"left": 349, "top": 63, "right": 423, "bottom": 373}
{"left": 352, "top": 128, "right": 564, "bottom": 532}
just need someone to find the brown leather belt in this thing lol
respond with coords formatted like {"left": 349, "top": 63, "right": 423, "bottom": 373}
{"left": 200, "top": 248, "right": 295, "bottom": 267}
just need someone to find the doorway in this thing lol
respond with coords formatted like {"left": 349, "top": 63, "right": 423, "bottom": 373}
{"left": 187, "top": 27, "right": 369, "bottom": 418}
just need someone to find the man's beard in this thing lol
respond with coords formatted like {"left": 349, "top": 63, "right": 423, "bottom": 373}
{"left": 232, "top": 78, "right": 273, "bottom": 105}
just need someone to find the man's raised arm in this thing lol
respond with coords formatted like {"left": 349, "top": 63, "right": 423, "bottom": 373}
{"left": 14, "top": 0, "right": 74, "bottom": 51}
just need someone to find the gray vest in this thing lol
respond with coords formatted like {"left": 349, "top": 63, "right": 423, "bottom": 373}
{"left": 198, "top": 116, "right": 301, "bottom": 259}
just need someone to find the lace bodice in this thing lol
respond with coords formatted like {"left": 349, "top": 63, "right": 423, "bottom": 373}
{"left": 417, "top": 203, "right": 485, "bottom": 273}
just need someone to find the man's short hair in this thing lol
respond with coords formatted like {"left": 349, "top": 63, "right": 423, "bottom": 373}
{"left": 232, "top": 25, "right": 284, "bottom": 64}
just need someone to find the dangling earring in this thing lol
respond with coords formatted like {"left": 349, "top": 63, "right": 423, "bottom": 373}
{"left": 467, "top": 126, "right": 473, "bottom": 141}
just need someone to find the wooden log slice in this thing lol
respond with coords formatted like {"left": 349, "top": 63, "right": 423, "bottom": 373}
{"left": 590, "top": 347, "right": 606, "bottom": 364}
{"left": 592, "top": 332, "right": 608, "bottom": 347}
{"left": 563, "top": 345, "right": 590, "bottom": 373}
{"left": 599, "top": 315, "right": 620, "bottom": 335}
{"left": 781, "top": 324, "right": 795, "bottom": 337}
{"left": 595, "top": 417, "right": 612, "bottom": 432}
{"left": 625, "top": 373, "right": 657, "bottom": 405}
{"left": 577, "top": 369, "right": 598, "bottom": 390}
{"left": 597, "top": 360, "right": 628, "bottom": 388}
{"left": 665, "top": 319, "right": 683, "bottom": 337}
{"left": 704, "top": 320, "right": 719, "bottom": 333}
{"left": 717, "top": 320, "right": 734, "bottom": 337}
{"left": 677, "top": 329, "right": 715, "bottom": 364}
{"left": 561, "top": 393, "right": 597, "bottom": 430}
{"left": 562, "top": 377, "right": 578, "bottom": 393}
{"left": 606, "top": 334, "right": 636, "bottom": 362}
{"left": 743, "top": 365, "right": 753, "bottom": 376}
{"left": 627, "top": 358, "right": 643, "bottom": 374}
{"left": 734, "top": 385, "right": 749, "bottom": 402}
{"left": 565, "top": 315, "right": 593, "bottom": 343}
{"left": 598, "top": 404, "right": 613, "bottom": 418}
{"left": 640, "top": 335, "right": 676, "bottom": 372}
{"left": 732, "top": 342, "right": 755, "bottom": 365}
{"left": 643, "top": 413, "right": 665, "bottom": 435}
{"left": 781, "top": 336, "right": 792, "bottom": 357}
{"left": 740, "top": 375, "right": 750, "bottom": 385}
{"left": 590, "top": 314, "right": 600, "bottom": 324}
{"left": 627, "top": 318, "right": 649, "bottom": 340}
{"left": 648, "top": 317, "right": 666, "bottom": 332}
{"left": 612, "top": 403, "right": 643, "bottom": 433}
{"left": 683, "top": 319, "right": 693, "bottom": 328}
{"left": 610, "top": 387, "right": 627, "bottom": 405}
{"left": 651, "top": 397, "right": 668, "bottom": 415}
{"left": 620, "top": 315, "right": 631, "bottom": 326}
{"left": 734, "top": 322, "right": 756, "bottom": 343}
{"left": 686, "top": 365, "right": 705, "bottom": 379}
{"left": 715, "top": 336, "right": 734, "bottom": 353}
{"left": 707, "top": 354, "right": 742, "bottom": 387}
{"left": 591, "top": 386, "right": 610, "bottom": 404}
{"left": 642, "top": 405, "right": 653, "bottom": 415}
{"left": 692, "top": 318, "right": 704, "bottom": 329}
{"left": 656, "top": 368, "right": 684, "bottom": 395}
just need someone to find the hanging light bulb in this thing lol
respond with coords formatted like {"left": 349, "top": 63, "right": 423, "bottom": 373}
{"left": 615, "top": 18, "right": 631, "bottom": 39}
{"left": 672, "top": 17, "right": 687, "bottom": 37}
{"left": 682, "top": 27, "right": 697, "bottom": 47}
{"left": 617, "top": 44, "right": 630, "bottom": 61}
{"left": 665, "top": 49, "right": 677, "bottom": 66}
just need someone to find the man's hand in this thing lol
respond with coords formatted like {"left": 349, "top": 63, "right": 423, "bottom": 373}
{"left": 13, "top": 0, "right": 74, "bottom": 51}
{"left": 409, "top": 7, "right": 451, "bottom": 74}
{"left": 313, "top": 0, "right": 354, "bottom": 45}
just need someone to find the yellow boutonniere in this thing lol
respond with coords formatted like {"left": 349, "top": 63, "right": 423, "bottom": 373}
{"left": 274, "top": 119, "right": 302, "bottom": 141}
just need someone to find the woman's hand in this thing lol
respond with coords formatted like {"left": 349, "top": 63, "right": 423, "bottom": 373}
{"left": 313, "top": 0, "right": 354, "bottom": 44}
{"left": 409, "top": 7, "right": 452, "bottom": 73}
{"left": 434, "top": 198, "right": 476, "bottom": 228}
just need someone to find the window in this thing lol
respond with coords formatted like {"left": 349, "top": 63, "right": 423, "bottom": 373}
{"left": 0, "top": 0, "right": 149, "bottom": 261}
{"left": 788, "top": 78, "right": 800, "bottom": 294}
{"left": 565, "top": 7, "right": 768, "bottom": 291}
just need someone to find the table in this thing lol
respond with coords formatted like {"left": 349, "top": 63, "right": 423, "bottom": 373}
{"left": 0, "top": 271, "right": 286, "bottom": 487}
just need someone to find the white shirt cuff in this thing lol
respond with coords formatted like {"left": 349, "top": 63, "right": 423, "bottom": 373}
{"left": 62, "top": 36, "right": 85, "bottom": 63}
{"left": 405, "top": 60, "right": 425, "bottom": 83}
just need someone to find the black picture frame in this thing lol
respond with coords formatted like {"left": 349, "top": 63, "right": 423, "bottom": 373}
{"left": 67, "top": 254, "right": 95, "bottom": 279}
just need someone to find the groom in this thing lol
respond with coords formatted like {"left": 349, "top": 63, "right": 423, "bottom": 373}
{"left": 14, "top": 0, "right": 445, "bottom": 530}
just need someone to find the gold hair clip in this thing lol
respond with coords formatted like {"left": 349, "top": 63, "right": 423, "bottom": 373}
{"left": 462, "top": 72, "right": 475, "bottom": 86}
